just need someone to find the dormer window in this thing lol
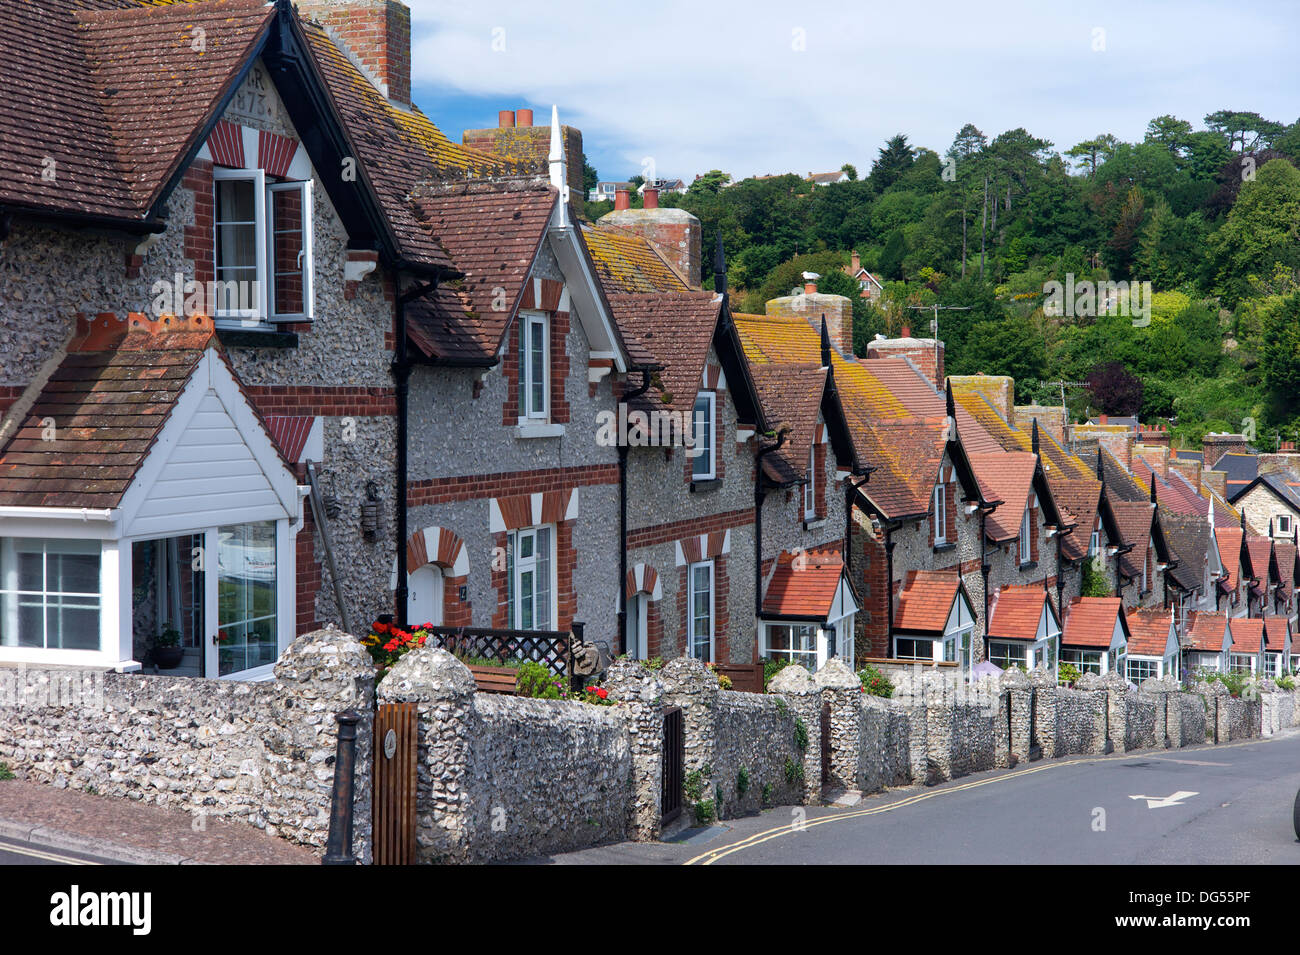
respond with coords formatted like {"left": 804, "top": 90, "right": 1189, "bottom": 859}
{"left": 804, "top": 446, "right": 817, "bottom": 520}
{"left": 692, "top": 391, "right": 716, "bottom": 480}
{"left": 934, "top": 482, "right": 947, "bottom": 544}
{"left": 519, "top": 311, "right": 550, "bottom": 420}
{"left": 1019, "top": 506, "right": 1032, "bottom": 564}
{"left": 213, "top": 169, "right": 314, "bottom": 325}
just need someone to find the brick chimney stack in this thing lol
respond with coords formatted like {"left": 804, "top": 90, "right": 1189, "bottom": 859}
{"left": 1201, "top": 432, "right": 1249, "bottom": 469}
{"left": 868, "top": 327, "right": 947, "bottom": 389}
{"left": 643, "top": 186, "right": 659, "bottom": 210}
{"left": 297, "top": 0, "right": 411, "bottom": 106}
{"left": 614, "top": 188, "right": 630, "bottom": 211}
{"left": 463, "top": 105, "right": 586, "bottom": 198}
{"left": 765, "top": 275, "right": 854, "bottom": 359}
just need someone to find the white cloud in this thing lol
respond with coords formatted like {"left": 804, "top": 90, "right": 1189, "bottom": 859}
{"left": 407, "top": 0, "right": 1299, "bottom": 181}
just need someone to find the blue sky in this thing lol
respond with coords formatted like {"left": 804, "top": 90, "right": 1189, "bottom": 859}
{"left": 407, "top": 0, "right": 1299, "bottom": 184}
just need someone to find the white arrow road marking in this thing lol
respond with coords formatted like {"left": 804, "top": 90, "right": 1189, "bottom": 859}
{"left": 1128, "top": 790, "right": 1199, "bottom": 809}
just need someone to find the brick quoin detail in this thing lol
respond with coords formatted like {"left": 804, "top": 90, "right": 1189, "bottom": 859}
{"left": 815, "top": 443, "right": 827, "bottom": 518}
{"left": 408, "top": 464, "right": 619, "bottom": 507}
{"left": 243, "top": 385, "right": 396, "bottom": 416}
{"left": 296, "top": 490, "right": 323, "bottom": 636}
{"left": 627, "top": 506, "right": 753, "bottom": 551}
{"left": 646, "top": 599, "right": 664, "bottom": 659}
{"left": 182, "top": 159, "right": 215, "bottom": 287}
{"left": 858, "top": 528, "right": 891, "bottom": 659}
{"left": 439, "top": 573, "right": 471, "bottom": 627}
{"left": 551, "top": 310, "right": 571, "bottom": 425}
{"left": 0, "top": 386, "right": 24, "bottom": 417}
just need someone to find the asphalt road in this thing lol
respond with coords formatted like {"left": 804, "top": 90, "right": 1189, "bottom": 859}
{"left": 539, "top": 731, "right": 1300, "bottom": 865}
{"left": 0, "top": 837, "right": 116, "bottom": 865}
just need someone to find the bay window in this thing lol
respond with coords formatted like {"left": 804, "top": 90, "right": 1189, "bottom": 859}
{"left": 763, "top": 622, "right": 818, "bottom": 669}
{"left": 0, "top": 538, "right": 100, "bottom": 650}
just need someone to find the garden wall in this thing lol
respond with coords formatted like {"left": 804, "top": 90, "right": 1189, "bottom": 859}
{"left": 0, "top": 627, "right": 374, "bottom": 861}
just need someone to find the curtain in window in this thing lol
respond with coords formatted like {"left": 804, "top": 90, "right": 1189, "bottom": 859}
{"left": 215, "top": 179, "right": 257, "bottom": 286}
{"left": 0, "top": 538, "right": 100, "bottom": 650}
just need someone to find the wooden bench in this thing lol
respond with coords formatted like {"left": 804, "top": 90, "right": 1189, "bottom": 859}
{"left": 468, "top": 664, "right": 520, "bottom": 695}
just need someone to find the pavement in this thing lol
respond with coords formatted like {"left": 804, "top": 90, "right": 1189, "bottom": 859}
{"left": 530, "top": 729, "right": 1300, "bottom": 865}
{"left": 0, "top": 778, "right": 318, "bottom": 865}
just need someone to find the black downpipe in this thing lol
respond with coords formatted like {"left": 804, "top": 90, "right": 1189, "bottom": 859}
{"left": 618, "top": 371, "right": 653, "bottom": 654}
{"left": 394, "top": 275, "right": 438, "bottom": 628}
{"left": 980, "top": 506, "right": 991, "bottom": 651}
{"left": 844, "top": 472, "right": 871, "bottom": 573}
{"left": 754, "top": 430, "right": 791, "bottom": 619}
{"left": 885, "top": 525, "right": 897, "bottom": 650}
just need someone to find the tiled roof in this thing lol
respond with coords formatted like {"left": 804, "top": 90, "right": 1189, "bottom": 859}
{"left": 1063, "top": 597, "right": 1125, "bottom": 649}
{"left": 1110, "top": 501, "right": 1156, "bottom": 580}
{"left": 1230, "top": 617, "right": 1265, "bottom": 654}
{"left": 749, "top": 363, "right": 827, "bottom": 481}
{"left": 955, "top": 392, "right": 1090, "bottom": 479}
{"left": 1134, "top": 459, "right": 1205, "bottom": 516}
{"left": 1160, "top": 510, "right": 1210, "bottom": 593}
{"left": 1264, "top": 615, "right": 1291, "bottom": 653}
{"left": 893, "top": 569, "right": 964, "bottom": 633}
{"left": 405, "top": 178, "right": 557, "bottom": 362}
{"left": 0, "top": 312, "right": 214, "bottom": 508}
{"left": 1216, "top": 453, "right": 1258, "bottom": 499}
{"left": 1244, "top": 536, "right": 1273, "bottom": 596}
{"left": 761, "top": 548, "right": 847, "bottom": 619}
{"left": 1173, "top": 449, "right": 1203, "bottom": 463}
{"left": 606, "top": 292, "right": 723, "bottom": 416}
{"left": 966, "top": 451, "right": 1038, "bottom": 541}
{"left": 987, "top": 584, "right": 1053, "bottom": 640}
{"left": 1126, "top": 609, "right": 1174, "bottom": 656}
{"left": 1275, "top": 543, "right": 1296, "bottom": 597}
{"left": 1050, "top": 478, "right": 1102, "bottom": 561}
{"left": 1215, "top": 526, "right": 1244, "bottom": 591}
{"left": 582, "top": 224, "right": 692, "bottom": 293}
{"left": 1094, "top": 448, "right": 1148, "bottom": 503}
{"left": 1184, "top": 611, "right": 1229, "bottom": 652}
{"left": 0, "top": 0, "right": 274, "bottom": 222}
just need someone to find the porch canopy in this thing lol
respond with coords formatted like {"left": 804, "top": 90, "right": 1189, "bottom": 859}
{"left": 985, "top": 583, "right": 1061, "bottom": 671}
{"left": 759, "top": 547, "right": 858, "bottom": 670}
{"left": 0, "top": 313, "right": 302, "bottom": 677}
{"left": 892, "top": 569, "right": 975, "bottom": 666}
{"left": 1183, "top": 611, "right": 1232, "bottom": 673}
{"left": 1125, "top": 607, "right": 1179, "bottom": 679}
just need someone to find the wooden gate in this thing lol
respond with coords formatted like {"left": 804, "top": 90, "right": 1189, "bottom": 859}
{"left": 372, "top": 702, "right": 417, "bottom": 865}
{"left": 661, "top": 706, "right": 684, "bottom": 824}
{"left": 820, "top": 700, "right": 832, "bottom": 788}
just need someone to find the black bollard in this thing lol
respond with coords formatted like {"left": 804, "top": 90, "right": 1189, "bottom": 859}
{"left": 323, "top": 709, "right": 361, "bottom": 865}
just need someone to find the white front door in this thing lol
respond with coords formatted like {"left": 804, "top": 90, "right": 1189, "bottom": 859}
{"left": 407, "top": 565, "right": 444, "bottom": 627}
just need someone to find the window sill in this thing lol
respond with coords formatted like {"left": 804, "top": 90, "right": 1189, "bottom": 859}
{"left": 216, "top": 327, "right": 299, "bottom": 349}
{"left": 803, "top": 517, "right": 826, "bottom": 531}
{"left": 516, "top": 422, "right": 565, "bottom": 439}
{"left": 690, "top": 478, "right": 720, "bottom": 493}
{"left": 1018, "top": 560, "right": 1038, "bottom": 571}
{"left": 933, "top": 542, "right": 956, "bottom": 554}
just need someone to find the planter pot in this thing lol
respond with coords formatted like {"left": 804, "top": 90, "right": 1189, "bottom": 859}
{"left": 154, "top": 646, "right": 184, "bottom": 669}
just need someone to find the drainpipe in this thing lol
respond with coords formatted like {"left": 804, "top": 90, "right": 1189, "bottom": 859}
{"left": 843, "top": 469, "right": 872, "bottom": 574}
{"left": 754, "top": 428, "right": 791, "bottom": 619}
{"left": 394, "top": 274, "right": 438, "bottom": 629}
{"left": 618, "top": 371, "right": 653, "bottom": 654}
{"left": 885, "top": 523, "right": 897, "bottom": 649}
{"left": 980, "top": 504, "right": 994, "bottom": 652}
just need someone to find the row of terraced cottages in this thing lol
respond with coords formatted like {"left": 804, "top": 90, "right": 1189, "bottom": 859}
{"left": 0, "top": 0, "right": 1294, "bottom": 684}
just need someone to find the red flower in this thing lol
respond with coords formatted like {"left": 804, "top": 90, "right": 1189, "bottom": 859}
{"left": 420, "top": 622, "right": 434, "bottom": 631}
{"left": 585, "top": 686, "right": 596, "bottom": 693}
{"left": 373, "top": 622, "right": 390, "bottom": 635}
{"left": 596, "top": 688, "right": 608, "bottom": 699}
{"left": 383, "top": 639, "right": 399, "bottom": 652}
{"left": 417, "top": 635, "right": 427, "bottom": 646}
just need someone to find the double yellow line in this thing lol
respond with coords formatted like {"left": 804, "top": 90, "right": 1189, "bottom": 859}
{"left": 685, "top": 735, "right": 1276, "bottom": 865}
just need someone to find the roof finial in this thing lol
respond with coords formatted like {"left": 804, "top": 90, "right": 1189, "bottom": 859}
{"left": 820, "top": 315, "right": 832, "bottom": 367}
{"left": 1031, "top": 418, "right": 1040, "bottom": 457}
{"left": 1150, "top": 474, "right": 1157, "bottom": 507}
{"left": 713, "top": 231, "right": 727, "bottom": 297}
{"left": 1269, "top": 517, "right": 1275, "bottom": 537}
{"left": 1095, "top": 448, "right": 1104, "bottom": 481}
{"left": 945, "top": 378, "right": 956, "bottom": 420}
{"left": 548, "top": 105, "right": 569, "bottom": 227}
{"left": 1240, "top": 507, "right": 1246, "bottom": 530}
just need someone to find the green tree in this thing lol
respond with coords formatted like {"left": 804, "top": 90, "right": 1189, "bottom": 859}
{"left": 1205, "top": 110, "right": 1285, "bottom": 152}
{"left": 1260, "top": 292, "right": 1300, "bottom": 408}
{"left": 868, "top": 134, "right": 915, "bottom": 193}
{"left": 1066, "top": 133, "right": 1119, "bottom": 176}
{"left": 1208, "top": 159, "right": 1300, "bottom": 306}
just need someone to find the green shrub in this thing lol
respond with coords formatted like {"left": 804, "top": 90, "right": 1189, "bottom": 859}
{"left": 784, "top": 758, "right": 804, "bottom": 784}
{"left": 694, "top": 799, "right": 716, "bottom": 825}
{"left": 763, "top": 657, "right": 791, "bottom": 688}
{"left": 1081, "top": 559, "right": 1113, "bottom": 597}
{"left": 794, "top": 717, "right": 809, "bottom": 752}
{"left": 1058, "top": 663, "right": 1081, "bottom": 686}
{"left": 1277, "top": 675, "right": 1296, "bottom": 691}
{"left": 0, "top": 762, "right": 14, "bottom": 781}
{"left": 1208, "top": 670, "right": 1252, "bottom": 698}
{"left": 515, "top": 661, "right": 566, "bottom": 699}
{"left": 736, "top": 766, "right": 750, "bottom": 797}
{"left": 762, "top": 782, "right": 773, "bottom": 806}
{"left": 858, "top": 664, "right": 894, "bottom": 698}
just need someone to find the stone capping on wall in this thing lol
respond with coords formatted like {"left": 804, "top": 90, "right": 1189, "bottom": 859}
{"left": 0, "top": 626, "right": 375, "bottom": 862}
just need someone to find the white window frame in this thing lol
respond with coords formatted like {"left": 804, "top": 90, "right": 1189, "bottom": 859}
{"left": 1278, "top": 514, "right": 1292, "bottom": 536}
{"left": 627, "top": 592, "right": 648, "bottom": 660}
{"left": 266, "top": 179, "right": 315, "bottom": 322}
{"left": 989, "top": 640, "right": 1029, "bottom": 670}
{"left": 213, "top": 167, "right": 267, "bottom": 325}
{"left": 692, "top": 391, "right": 716, "bottom": 481}
{"left": 688, "top": 559, "right": 715, "bottom": 662}
{"left": 804, "top": 445, "right": 817, "bottom": 520}
{"left": 1019, "top": 506, "right": 1032, "bottom": 564}
{"left": 509, "top": 524, "right": 556, "bottom": 631}
{"left": 1061, "top": 647, "right": 1104, "bottom": 675}
{"left": 934, "top": 482, "right": 947, "bottom": 544}
{"left": 1126, "top": 657, "right": 1160, "bottom": 683}
{"left": 762, "top": 621, "right": 819, "bottom": 670}
{"left": 0, "top": 538, "right": 102, "bottom": 652}
{"left": 520, "top": 311, "right": 550, "bottom": 421}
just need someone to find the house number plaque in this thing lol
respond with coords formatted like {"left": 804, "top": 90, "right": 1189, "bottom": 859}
{"left": 383, "top": 729, "right": 397, "bottom": 760}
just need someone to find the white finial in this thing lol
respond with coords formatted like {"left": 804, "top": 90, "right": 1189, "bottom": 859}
{"left": 548, "top": 104, "right": 569, "bottom": 226}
